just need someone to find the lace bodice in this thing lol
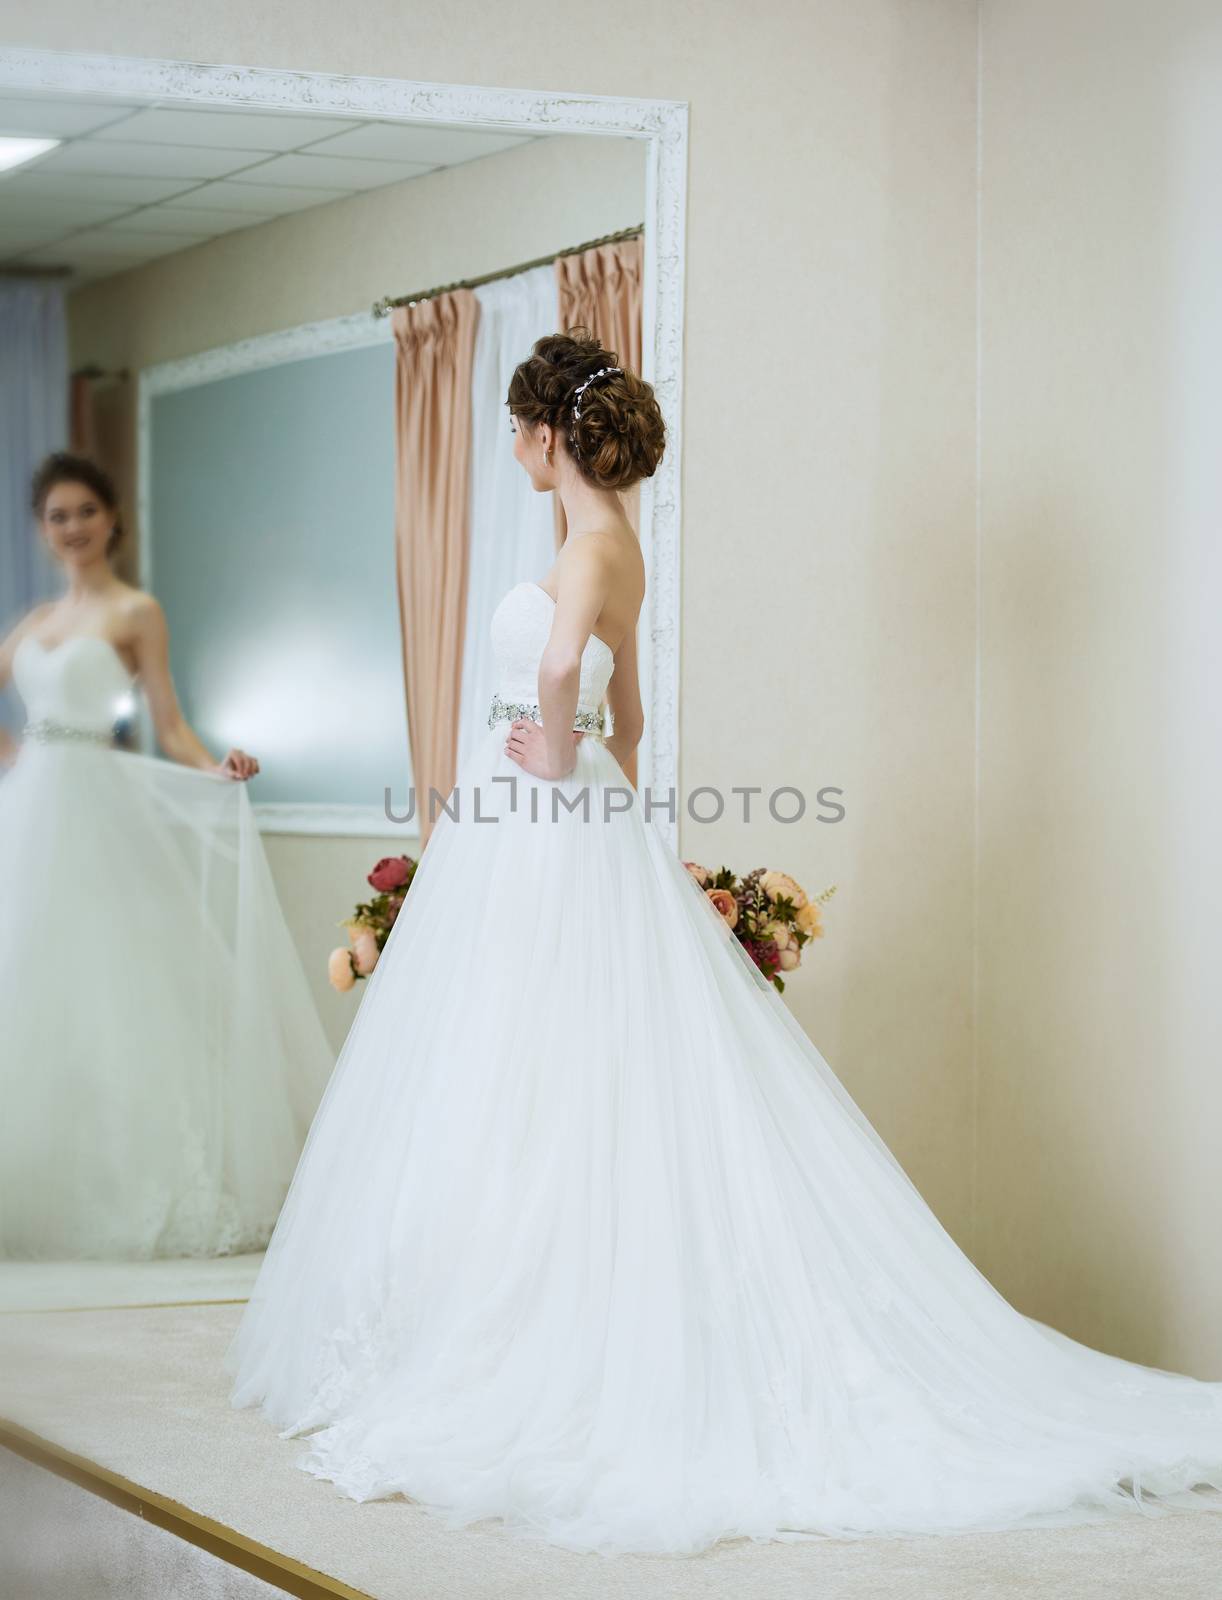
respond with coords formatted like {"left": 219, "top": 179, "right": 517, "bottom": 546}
{"left": 12, "top": 634, "right": 134, "bottom": 737}
{"left": 489, "top": 582, "right": 615, "bottom": 713}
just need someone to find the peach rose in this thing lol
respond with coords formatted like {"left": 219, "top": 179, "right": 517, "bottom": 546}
{"left": 328, "top": 947, "right": 357, "bottom": 991}
{"left": 778, "top": 946, "right": 801, "bottom": 971}
{"left": 351, "top": 930, "right": 380, "bottom": 977}
{"left": 765, "top": 921, "right": 792, "bottom": 951}
{"left": 706, "top": 887, "right": 738, "bottom": 928}
{"left": 796, "top": 901, "right": 824, "bottom": 939}
{"left": 760, "top": 870, "right": 808, "bottom": 908}
{"left": 683, "top": 861, "right": 711, "bottom": 888}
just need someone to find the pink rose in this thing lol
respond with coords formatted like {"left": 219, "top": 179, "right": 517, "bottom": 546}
{"left": 328, "top": 948, "right": 357, "bottom": 991}
{"left": 684, "top": 861, "right": 711, "bottom": 888}
{"left": 706, "top": 887, "right": 738, "bottom": 928}
{"left": 368, "top": 855, "right": 412, "bottom": 892}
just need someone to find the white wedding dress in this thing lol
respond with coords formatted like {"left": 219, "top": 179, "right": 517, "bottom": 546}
{"left": 228, "top": 580, "right": 1222, "bottom": 1555}
{"left": 0, "top": 634, "right": 333, "bottom": 1260}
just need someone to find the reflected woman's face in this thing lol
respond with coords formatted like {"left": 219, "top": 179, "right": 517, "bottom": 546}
{"left": 39, "top": 481, "right": 115, "bottom": 568}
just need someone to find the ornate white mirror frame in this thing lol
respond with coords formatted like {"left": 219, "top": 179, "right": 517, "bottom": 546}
{"left": 0, "top": 46, "right": 687, "bottom": 847}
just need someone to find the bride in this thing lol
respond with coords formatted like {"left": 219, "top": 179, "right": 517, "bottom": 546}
{"left": 0, "top": 452, "right": 333, "bottom": 1260}
{"left": 228, "top": 331, "right": 1222, "bottom": 1556}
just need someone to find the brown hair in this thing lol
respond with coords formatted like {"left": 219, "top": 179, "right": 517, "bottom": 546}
{"left": 507, "top": 326, "right": 666, "bottom": 491}
{"left": 30, "top": 451, "right": 124, "bottom": 556}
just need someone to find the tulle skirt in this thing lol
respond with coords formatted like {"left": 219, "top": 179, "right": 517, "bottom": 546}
{"left": 0, "top": 740, "right": 333, "bottom": 1259}
{"left": 227, "top": 724, "right": 1222, "bottom": 1555}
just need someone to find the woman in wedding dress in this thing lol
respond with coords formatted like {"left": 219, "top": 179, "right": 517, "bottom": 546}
{"left": 228, "top": 330, "right": 1222, "bottom": 1556}
{"left": 0, "top": 452, "right": 333, "bottom": 1260}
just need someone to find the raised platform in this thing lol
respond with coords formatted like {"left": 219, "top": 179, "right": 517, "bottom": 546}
{"left": 2, "top": 1299, "right": 1221, "bottom": 1599}
{"left": 0, "top": 1253, "right": 265, "bottom": 1314}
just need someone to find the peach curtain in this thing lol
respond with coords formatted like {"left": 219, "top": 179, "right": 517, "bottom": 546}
{"left": 391, "top": 290, "right": 480, "bottom": 847}
{"left": 553, "top": 236, "right": 644, "bottom": 550}
{"left": 69, "top": 372, "right": 98, "bottom": 457}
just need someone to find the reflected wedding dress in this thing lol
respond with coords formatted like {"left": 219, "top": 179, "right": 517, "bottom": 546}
{"left": 0, "top": 634, "right": 333, "bottom": 1259}
{"left": 228, "top": 580, "right": 1222, "bottom": 1555}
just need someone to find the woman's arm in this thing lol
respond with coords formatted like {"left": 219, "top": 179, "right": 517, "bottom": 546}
{"left": 505, "top": 544, "right": 612, "bottom": 781}
{"left": 130, "top": 597, "right": 259, "bottom": 779}
{"left": 536, "top": 552, "right": 612, "bottom": 778}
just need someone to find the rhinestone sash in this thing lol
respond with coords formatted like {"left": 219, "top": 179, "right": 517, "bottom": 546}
{"left": 488, "top": 695, "right": 605, "bottom": 737}
{"left": 23, "top": 718, "right": 114, "bottom": 747}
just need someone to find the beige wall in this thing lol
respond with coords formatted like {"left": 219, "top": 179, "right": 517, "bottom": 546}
{"left": 66, "top": 131, "right": 645, "bottom": 1052}
{"left": 976, "top": 0, "right": 1222, "bottom": 1374}
{"left": 18, "top": 0, "right": 1222, "bottom": 1380}
{"left": 22, "top": 4, "right": 981, "bottom": 1238}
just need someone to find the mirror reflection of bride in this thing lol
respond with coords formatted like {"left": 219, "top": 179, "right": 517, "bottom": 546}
{"left": 0, "top": 452, "right": 333, "bottom": 1261}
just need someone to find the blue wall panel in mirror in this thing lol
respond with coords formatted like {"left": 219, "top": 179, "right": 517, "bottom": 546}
{"left": 148, "top": 339, "right": 409, "bottom": 816}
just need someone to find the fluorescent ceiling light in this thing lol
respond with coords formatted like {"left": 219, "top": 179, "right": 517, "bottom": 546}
{"left": 0, "top": 136, "right": 61, "bottom": 174}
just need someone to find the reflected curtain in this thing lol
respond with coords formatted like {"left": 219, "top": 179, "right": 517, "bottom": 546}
{"left": 69, "top": 371, "right": 99, "bottom": 458}
{"left": 553, "top": 235, "right": 644, "bottom": 551}
{"left": 0, "top": 281, "right": 67, "bottom": 734}
{"left": 456, "top": 264, "right": 560, "bottom": 777}
{"left": 391, "top": 290, "right": 479, "bottom": 847}
{"left": 0, "top": 281, "right": 66, "bottom": 621}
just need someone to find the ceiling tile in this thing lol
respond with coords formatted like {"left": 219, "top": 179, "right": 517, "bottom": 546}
{"left": 91, "top": 107, "right": 364, "bottom": 151}
{"left": 227, "top": 151, "right": 431, "bottom": 191}
{"left": 162, "top": 179, "right": 350, "bottom": 214}
{"left": 302, "top": 123, "right": 532, "bottom": 166}
{"left": 31, "top": 142, "right": 281, "bottom": 181}
{"left": 0, "top": 95, "right": 140, "bottom": 139}
{"left": 2, "top": 171, "right": 205, "bottom": 206}
{"left": 0, "top": 195, "right": 133, "bottom": 225}
{"left": 0, "top": 223, "right": 70, "bottom": 252}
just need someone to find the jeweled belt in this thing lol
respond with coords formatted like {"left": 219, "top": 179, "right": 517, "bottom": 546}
{"left": 23, "top": 718, "right": 114, "bottom": 746}
{"left": 488, "top": 694, "right": 605, "bottom": 736}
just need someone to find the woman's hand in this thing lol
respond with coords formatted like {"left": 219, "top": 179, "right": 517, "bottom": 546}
{"left": 504, "top": 718, "right": 584, "bottom": 779}
{"left": 215, "top": 746, "right": 260, "bottom": 781}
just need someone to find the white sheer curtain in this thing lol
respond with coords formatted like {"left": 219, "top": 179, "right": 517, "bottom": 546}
{"left": 1, "top": 281, "right": 67, "bottom": 730}
{"left": 455, "top": 265, "right": 559, "bottom": 774}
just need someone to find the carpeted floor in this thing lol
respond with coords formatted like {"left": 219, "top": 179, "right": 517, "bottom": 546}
{"left": 2, "top": 1303, "right": 1221, "bottom": 1600}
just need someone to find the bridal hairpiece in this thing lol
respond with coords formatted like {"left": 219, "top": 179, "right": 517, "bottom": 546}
{"left": 568, "top": 365, "right": 622, "bottom": 450}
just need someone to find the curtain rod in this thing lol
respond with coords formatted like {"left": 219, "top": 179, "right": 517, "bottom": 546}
{"left": 371, "top": 223, "right": 644, "bottom": 319}
{"left": 72, "top": 364, "right": 130, "bottom": 382}
{"left": 0, "top": 265, "right": 74, "bottom": 279}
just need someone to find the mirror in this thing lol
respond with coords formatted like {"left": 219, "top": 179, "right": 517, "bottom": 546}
{"left": 0, "top": 68, "right": 682, "bottom": 1315}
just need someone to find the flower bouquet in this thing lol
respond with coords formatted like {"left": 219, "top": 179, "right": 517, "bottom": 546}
{"left": 683, "top": 862, "right": 837, "bottom": 993}
{"left": 327, "top": 854, "right": 418, "bottom": 991}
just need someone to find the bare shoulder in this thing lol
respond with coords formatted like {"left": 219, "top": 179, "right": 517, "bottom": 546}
{"left": 564, "top": 526, "right": 644, "bottom": 598}
{"left": 4, "top": 599, "right": 56, "bottom": 644}
{"left": 22, "top": 599, "right": 59, "bottom": 631}
{"left": 120, "top": 586, "right": 168, "bottom": 643}
{"left": 0, "top": 601, "right": 56, "bottom": 671}
{"left": 122, "top": 585, "right": 163, "bottom": 621}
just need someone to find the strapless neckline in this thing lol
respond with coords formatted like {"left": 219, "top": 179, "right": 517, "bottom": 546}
{"left": 518, "top": 582, "right": 616, "bottom": 662}
{"left": 17, "top": 632, "right": 137, "bottom": 683}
